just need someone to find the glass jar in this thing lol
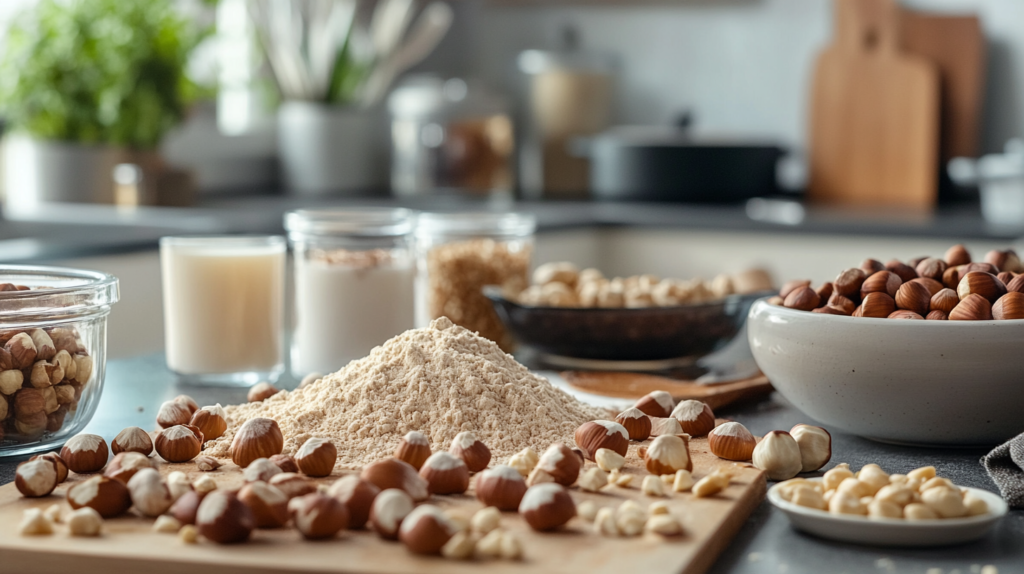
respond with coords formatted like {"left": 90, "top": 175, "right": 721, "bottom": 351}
{"left": 415, "top": 212, "right": 535, "bottom": 351}
{"left": 0, "top": 265, "right": 119, "bottom": 457}
{"left": 286, "top": 209, "right": 416, "bottom": 377}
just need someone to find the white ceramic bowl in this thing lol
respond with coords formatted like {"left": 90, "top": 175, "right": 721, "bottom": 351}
{"left": 768, "top": 478, "right": 1007, "bottom": 547}
{"left": 747, "top": 299, "right": 1024, "bottom": 445}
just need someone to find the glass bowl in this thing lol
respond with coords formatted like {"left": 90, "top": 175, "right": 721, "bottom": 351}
{"left": 0, "top": 265, "right": 119, "bottom": 458}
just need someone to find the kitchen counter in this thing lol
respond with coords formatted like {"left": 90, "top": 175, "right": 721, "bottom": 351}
{"left": 0, "top": 354, "right": 1019, "bottom": 573}
{"left": 2, "top": 195, "right": 1023, "bottom": 264}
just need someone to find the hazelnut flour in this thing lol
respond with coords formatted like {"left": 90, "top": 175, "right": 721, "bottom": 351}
{"left": 204, "top": 317, "right": 606, "bottom": 468}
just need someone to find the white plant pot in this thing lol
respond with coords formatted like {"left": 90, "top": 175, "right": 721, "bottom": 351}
{"left": 277, "top": 102, "right": 385, "bottom": 195}
{"left": 3, "top": 136, "right": 123, "bottom": 211}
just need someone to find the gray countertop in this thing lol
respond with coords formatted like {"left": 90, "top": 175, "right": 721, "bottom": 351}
{"left": 0, "top": 354, "right": 1018, "bottom": 573}
{"left": 2, "top": 195, "right": 1022, "bottom": 264}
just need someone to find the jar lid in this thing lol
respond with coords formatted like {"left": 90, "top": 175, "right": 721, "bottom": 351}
{"left": 285, "top": 208, "right": 417, "bottom": 238}
{"left": 416, "top": 212, "right": 536, "bottom": 237}
{"left": 0, "top": 265, "right": 119, "bottom": 321}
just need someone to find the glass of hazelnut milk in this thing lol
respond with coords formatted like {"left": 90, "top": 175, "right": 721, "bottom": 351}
{"left": 160, "top": 236, "right": 286, "bottom": 386}
{"left": 285, "top": 209, "right": 416, "bottom": 377}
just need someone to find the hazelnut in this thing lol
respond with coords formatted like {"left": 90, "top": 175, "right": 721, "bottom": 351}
{"left": 67, "top": 507, "right": 103, "bottom": 537}
{"left": 60, "top": 433, "right": 108, "bottom": 474}
{"left": 155, "top": 425, "right": 203, "bottom": 463}
{"left": 634, "top": 390, "right": 674, "bottom": 418}
{"left": 153, "top": 515, "right": 181, "bottom": 533}
{"left": 833, "top": 268, "right": 866, "bottom": 297}
{"left": 104, "top": 451, "right": 155, "bottom": 484}
{"left": 507, "top": 447, "right": 539, "bottom": 478}
{"left": 888, "top": 310, "right": 923, "bottom": 319}
{"left": 867, "top": 498, "right": 902, "bottom": 519}
{"left": 73, "top": 355, "right": 93, "bottom": 384}
{"left": 993, "top": 292, "right": 1024, "bottom": 320}
{"left": 779, "top": 279, "right": 811, "bottom": 298}
{"left": 790, "top": 424, "right": 832, "bottom": 472}
{"left": 578, "top": 467, "right": 609, "bottom": 492}
{"left": 6, "top": 332, "right": 37, "bottom": 369}
{"left": 196, "top": 490, "right": 255, "bottom": 544}
{"left": 369, "top": 488, "right": 414, "bottom": 539}
{"left": 861, "top": 258, "right": 885, "bottom": 275}
{"left": 179, "top": 524, "right": 199, "bottom": 543}
{"left": 986, "top": 249, "right": 1022, "bottom": 272}
{"left": 650, "top": 416, "right": 684, "bottom": 437}
{"left": 15, "top": 459, "right": 58, "bottom": 497}
{"left": 111, "top": 426, "right": 154, "bottom": 456}
{"left": 441, "top": 530, "right": 476, "bottom": 560}
{"left": 885, "top": 260, "right": 918, "bottom": 282}
{"left": 29, "top": 452, "right": 68, "bottom": 483}
{"left": 269, "top": 453, "right": 299, "bottom": 473}
{"left": 854, "top": 292, "right": 896, "bottom": 318}
{"left": 813, "top": 305, "right": 848, "bottom": 316}
{"left": 673, "top": 469, "right": 695, "bottom": 492}
{"left": 945, "top": 244, "right": 971, "bottom": 266}
{"left": 448, "top": 431, "right": 491, "bottom": 472}
{"left": 915, "top": 258, "right": 948, "bottom": 280}
{"left": 815, "top": 281, "right": 834, "bottom": 302}
{"left": 326, "top": 475, "right": 380, "bottom": 528}
{"left": 295, "top": 437, "right": 337, "bottom": 477}
{"left": 910, "top": 277, "right": 944, "bottom": 296}
{"left": 471, "top": 506, "right": 501, "bottom": 534}
{"left": 166, "top": 470, "right": 193, "bottom": 501}
{"left": 156, "top": 400, "right": 192, "bottom": 429}
{"left": 127, "top": 467, "right": 173, "bottom": 517}
{"left": 170, "top": 490, "right": 206, "bottom": 525}
{"left": 646, "top": 514, "right": 683, "bottom": 536}
{"left": 474, "top": 465, "right": 527, "bottom": 510}
{"left": 904, "top": 502, "right": 939, "bottom": 520}
{"left": 0, "top": 369, "right": 23, "bottom": 395}
{"left": 575, "top": 420, "right": 629, "bottom": 460}
{"left": 419, "top": 451, "right": 470, "bottom": 495}
{"left": 269, "top": 472, "right": 316, "bottom": 499}
{"left": 230, "top": 417, "right": 284, "bottom": 467}
{"left": 921, "top": 486, "right": 967, "bottom": 518}
{"left": 942, "top": 265, "right": 964, "bottom": 289}
{"left": 519, "top": 483, "right": 576, "bottom": 531}
{"left": 1008, "top": 274, "right": 1024, "bottom": 294}
{"left": 29, "top": 360, "right": 62, "bottom": 389}
{"left": 767, "top": 295, "right": 785, "bottom": 306}
{"left": 957, "top": 271, "right": 1007, "bottom": 303}
{"left": 615, "top": 407, "right": 652, "bottom": 441}
{"left": 644, "top": 435, "right": 692, "bottom": 475}
{"left": 894, "top": 280, "right": 931, "bottom": 316}
{"left": 291, "top": 492, "right": 349, "bottom": 539}
{"left": 950, "top": 293, "right": 992, "bottom": 320}
{"left": 247, "top": 381, "right": 279, "bottom": 403}
{"left": 394, "top": 431, "right": 431, "bottom": 470}
{"left": 671, "top": 400, "right": 715, "bottom": 436}
{"left": 783, "top": 286, "right": 820, "bottom": 311}
{"left": 173, "top": 394, "right": 199, "bottom": 415}
{"left": 238, "top": 482, "right": 290, "bottom": 528}
{"left": 536, "top": 443, "right": 582, "bottom": 486}
{"left": 595, "top": 447, "right": 626, "bottom": 472}
{"left": 998, "top": 271, "right": 1015, "bottom": 285}
{"left": 18, "top": 508, "right": 54, "bottom": 536}
{"left": 861, "top": 270, "right": 902, "bottom": 298}
{"left": 399, "top": 504, "right": 458, "bottom": 555}
{"left": 930, "top": 288, "right": 960, "bottom": 313}
{"left": 195, "top": 456, "right": 221, "bottom": 472}
{"left": 752, "top": 430, "right": 803, "bottom": 480}
{"left": 694, "top": 471, "right": 732, "bottom": 498}
{"left": 190, "top": 405, "right": 227, "bottom": 441}
{"left": 67, "top": 476, "right": 132, "bottom": 518}
{"left": 708, "top": 421, "right": 756, "bottom": 461}
{"left": 360, "top": 458, "right": 429, "bottom": 502}
{"left": 242, "top": 457, "right": 282, "bottom": 483}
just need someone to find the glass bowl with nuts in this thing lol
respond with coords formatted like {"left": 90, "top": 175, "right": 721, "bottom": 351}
{"left": 748, "top": 245, "right": 1024, "bottom": 445}
{"left": 0, "top": 265, "right": 118, "bottom": 457}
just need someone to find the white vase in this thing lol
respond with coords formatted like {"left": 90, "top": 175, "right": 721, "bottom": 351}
{"left": 2, "top": 136, "right": 124, "bottom": 211}
{"left": 277, "top": 102, "right": 386, "bottom": 195}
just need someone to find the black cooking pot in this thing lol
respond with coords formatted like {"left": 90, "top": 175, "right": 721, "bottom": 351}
{"left": 574, "top": 125, "right": 785, "bottom": 203}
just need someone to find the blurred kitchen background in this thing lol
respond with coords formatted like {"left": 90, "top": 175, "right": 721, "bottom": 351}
{"left": 0, "top": 0, "right": 1021, "bottom": 359}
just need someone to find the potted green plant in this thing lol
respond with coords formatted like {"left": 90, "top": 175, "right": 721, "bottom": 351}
{"left": 0, "top": 0, "right": 203, "bottom": 208}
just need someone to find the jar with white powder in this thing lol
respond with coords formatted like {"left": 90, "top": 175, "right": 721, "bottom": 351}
{"left": 285, "top": 209, "right": 416, "bottom": 377}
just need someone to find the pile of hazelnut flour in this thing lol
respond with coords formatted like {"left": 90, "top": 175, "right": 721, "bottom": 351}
{"left": 204, "top": 317, "right": 606, "bottom": 468}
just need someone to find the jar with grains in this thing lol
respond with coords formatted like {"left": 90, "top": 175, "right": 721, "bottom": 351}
{"left": 0, "top": 265, "right": 118, "bottom": 457}
{"left": 415, "top": 212, "right": 535, "bottom": 351}
{"left": 286, "top": 209, "right": 417, "bottom": 376}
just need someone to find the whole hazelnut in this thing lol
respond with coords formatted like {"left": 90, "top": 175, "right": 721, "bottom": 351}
{"left": 291, "top": 492, "right": 349, "bottom": 540}
{"left": 815, "top": 281, "right": 834, "bottom": 302}
{"left": 519, "top": 483, "right": 576, "bottom": 531}
{"left": 644, "top": 435, "right": 692, "bottom": 475}
{"left": 615, "top": 407, "right": 652, "bottom": 441}
{"left": 190, "top": 404, "right": 227, "bottom": 441}
{"left": 247, "top": 382, "right": 279, "bottom": 403}
{"left": 888, "top": 310, "right": 924, "bottom": 320}
{"left": 155, "top": 425, "right": 203, "bottom": 463}
{"left": 670, "top": 400, "right": 715, "bottom": 436}
{"left": 945, "top": 244, "right": 971, "bottom": 267}
{"left": 269, "top": 453, "right": 299, "bottom": 473}
{"left": 60, "top": 433, "right": 109, "bottom": 474}
{"left": 779, "top": 279, "right": 811, "bottom": 299}
{"left": 67, "top": 476, "right": 132, "bottom": 518}
{"left": 242, "top": 457, "right": 282, "bottom": 483}
{"left": 15, "top": 459, "right": 58, "bottom": 498}
{"left": 296, "top": 437, "right": 337, "bottom": 477}
{"left": 574, "top": 420, "right": 629, "bottom": 460}
{"left": 957, "top": 272, "right": 1007, "bottom": 303}
{"left": 993, "top": 292, "right": 1024, "bottom": 320}
{"left": 238, "top": 482, "right": 289, "bottom": 528}
{"left": 752, "top": 430, "right": 803, "bottom": 481}
{"left": 915, "top": 258, "right": 947, "bottom": 281}
{"left": 930, "top": 288, "right": 960, "bottom": 313}
{"left": 369, "top": 488, "right": 414, "bottom": 539}
{"left": 448, "top": 431, "right": 491, "bottom": 472}
{"left": 861, "top": 270, "right": 902, "bottom": 298}
{"left": 230, "top": 418, "right": 284, "bottom": 468}
{"left": 419, "top": 452, "right": 470, "bottom": 495}
{"left": 126, "top": 467, "right": 173, "bottom": 517}
{"left": 813, "top": 305, "right": 849, "bottom": 316}
{"left": 156, "top": 400, "right": 192, "bottom": 429}
{"left": 985, "top": 249, "right": 1022, "bottom": 273}
{"left": 790, "top": 424, "right": 832, "bottom": 472}
{"left": 474, "top": 465, "right": 527, "bottom": 511}
{"left": 833, "top": 268, "right": 867, "bottom": 297}
{"left": 170, "top": 490, "right": 206, "bottom": 525}
{"left": 326, "top": 475, "right": 380, "bottom": 529}
{"left": 398, "top": 504, "right": 457, "bottom": 554}
{"left": 910, "top": 277, "right": 944, "bottom": 296}
{"left": 173, "top": 394, "right": 199, "bottom": 415}
{"left": 783, "top": 286, "right": 820, "bottom": 311}
{"left": 535, "top": 443, "right": 582, "bottom": 487}
{"left": 885, "top": 260, "right": 918, "bottom": 282}
{"left": 111, "top": 427, "right": 154, "bottom": 456}
{"left": 104, "top": 451, "right": 156, "bottom": 484}
{"left": 708, "top": 422, "right": 756, "bottom": 461}
{"left": 861, "top": 258, "right": 886, "bottom": 275}
{"left": 1008, "top": 274, "right": 1024, "bottom": 294}
{"left": 634, "top": 390, "right": 674, "bottom": 418}
{"left": 949, "top": 293, "right": 992, "bottom": 320}
{"left": 268, "top": 472, "right": 317, "bottom": 499}
{"left": 894, "top": 280, "right": 931, "bottom": 316}
{"left": 854, "top": 292, "right": 896, "bottom": 318}
{"left": 29, "top": 452, "right": 68, "bottom": 483}
{"left": 360, "top": 458, "right": 429, "bottom": 502}
{"left": 926, "top": 310, "right": 949, "bottom": 320}
{"left": 394, "top": 431, "right": 431, "bottom": 470}
{"left": 196, "top": 490, "right": 255, "bottom": 544}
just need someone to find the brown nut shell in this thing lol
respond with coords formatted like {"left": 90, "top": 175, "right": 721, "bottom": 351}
{"left": 104, "top": 451, "right": 156, "bottom": 484}
{"left": 196, "top": 490, "right": 255, "bottom": 544}
{"left": 29, "top": 452, "right": 68, "bottom": 483}
{"left": 519, "top": 483, "right": 576, "bottom": 531}
{"left": 15, "top": 459, "right": 58, "bottom": 497}
{"left": 61, "top": 434, "right": 109, "bottom": 474}
{"left": 111, "top": 427, "right": 153, "bottom": 456}
{"left": 945, "top": 244, "right": 971, "bottom": 267}
{"left": 885, "top": 260, "right": 918, "bottom": 282}
{"left": 67, "top": 476, "right": 131, "bottom": 518}
{"left": 448, "top": 432, "right": 491, "bottom": 473}
{"left": 536, "top": 443, "right": 582, "bottom": 486}
{"left": 957, "top": 272, "right": 1007, "bottom": 303}
{"left": 190, "top": 406, "right": 228, "bottom": 442}
{"left": 327, "top": 476, "right": 380, "bottom": 529}
{"left": 910, "top": 277, "right": 944, "bottom": 296}
{"left": 418, "top": 452, "right": 470, "bottom": 495}
{"left": 861, "top": 271, "right": 902, "bottom": 298}
{"left": 949, "top": 293, "right": 992, "bottom": 320}
{"left": 888, "top": 310, "right": 924, "bottom": 320}
{"left": 915, "top": 258, "right": 947, "bottom": 281}
{"left": 296, "top": 438, "right": 337, "bottom": 477}
{"left": 634, "top": 390, "right": 673, "bottom": 418}
{"left": 783, "top": 286, "right": 820, "bottom": 311}
{"left": 170, "top": 490, "right": 207, "bottom": 525}
{"left": 827, "top": 293, "right": 856, "bottom": 315}
{"left": 155, "top": 425, "right": 202, "bottom": 463}
{"left": 574, "top": 421, "right": 629, "bottom": 460}
{"left": 833, "top": 268, "right": 866, "bottom": 297}
{"left": 854, "top": 292, "right": 896, "bottom": 318}
{"left": 398, "top": 505, "right": 457, "bottom": 554}
{"left": 708, "top": 422, "right": 756, "bottom": 461}
{"left": 930, "top": 288, "right": 960, "bottom": 313}
{"left": 926, "top": 310, "right": 948, "bottom": 320}
{"left": 615, "top": 407, "right": 652, "bottom": 441}
{"left": 269, "top": 454, "right": 298, "bottom": 473}
{"left": 230, "top": 418, "right": 284, "bottom": 468}
{"left": 475, "top": 465, "right": 527, "bottom": 511}
{"left": 779, "top": 279, "right": 811, "bottom": 298}
{"left": 291, "top": 492, "right": 348, "bottom": 540}
{"left": 644, "top": 434, "right": 692, "bottom": 475}
{"left": 993, "top": 292, "right": 1024, "bottom": 320}
{"left": 860, "top": 259, "right": 886, "bottom": 275}
{"left": 238, "top": 482, "right": 289, "bottom": 528}
{"left": 269, "top": 472, "right": 317, "bottom": 499}
{"left": 894, "top": 280, "right": 931, "bottom": 316}
{"left": 394, "top": 431, "right": 431, "bottom": 470}
{"left": 670, "top": 400, "right": 715, "bottom": 437}
{"left": 369, "top": 488, "right": 414, "bottom": 539}
{"left": 360, "top": 458, "right": 429, "bottom": 501}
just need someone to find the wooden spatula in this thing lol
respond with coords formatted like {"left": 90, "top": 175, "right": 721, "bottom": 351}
{"left": 561, "top": 371, "right": 772, "bottom": 411}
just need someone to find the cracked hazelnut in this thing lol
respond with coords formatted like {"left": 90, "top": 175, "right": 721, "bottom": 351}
{"left": 394, "top": 431, "right": 431, "bottom": 470}
{"left": 230, "top": 417, "right": 284, "bottom": 468}
{"left": 448, "top": 431, "right": 490, "bottom": 472}
{"left": 670, "top": 400, "right": 715, "bottom": 437}
{"left": 519, "top": 483, "right": 575, "bottom": 531}
{"left": 296, "top": 437, "right": 337, "bottom": 477}
{"left": 61, "top": 433, "right": 108, "bottom": 474}
{"left": 474, "top": 465, "right": 527, "bottom": 511}
{"left": 575, "top": 420, "right": 629, "bottom": 460}
{"left": 752, "top": 430, "right": 803, "bottom": 480}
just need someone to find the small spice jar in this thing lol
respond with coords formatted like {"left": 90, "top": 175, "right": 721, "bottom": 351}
{"left": 414, "top": 212, "right": 535, "bottom": 351}
{"left": 0, "top": 265, "right": 119, "bottom": 457}
{"left": 286, "top": 209, "right": 417, "bottom": 376}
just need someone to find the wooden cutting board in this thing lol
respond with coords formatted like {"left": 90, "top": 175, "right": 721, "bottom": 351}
{"left": 808, "top": 0, "right": 940, "bottom": 209}
{"left": 0, "top": 436, "right": 765, "bottom": 574}
{"left": 562, "top": 371, "right": 773, "bottom": 411}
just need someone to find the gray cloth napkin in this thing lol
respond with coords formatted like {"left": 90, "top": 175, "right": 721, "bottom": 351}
{"left": 981, "top": 431, "right": 1024, "bottom": 508}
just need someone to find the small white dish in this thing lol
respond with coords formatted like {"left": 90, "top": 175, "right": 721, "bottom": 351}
{"left": 768, "top": 479, "right": 1008, "bottom": 547}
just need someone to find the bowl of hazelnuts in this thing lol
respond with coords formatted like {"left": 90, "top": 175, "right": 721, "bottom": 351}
{"left": 747, "top": 244, "right": 1024, "bottom": 446}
